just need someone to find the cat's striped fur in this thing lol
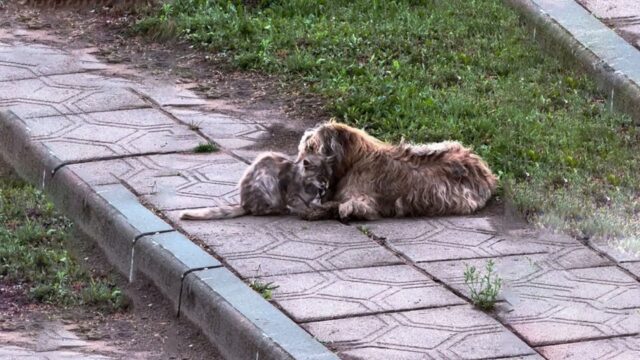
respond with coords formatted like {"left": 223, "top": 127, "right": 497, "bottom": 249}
{"left": 180, "top": 152, "right": 330, "bottom": 220}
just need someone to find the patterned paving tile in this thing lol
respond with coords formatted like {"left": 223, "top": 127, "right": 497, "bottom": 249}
{"left": 363, "top": 218, "right": 564, "bottom": 262}
{"left": 418, "top": 250, "right": 610, "bottom": 300}
{"left": 0, "top": 74, "right": 149, "bottom": 119}
{"left": 0, "top": 42, "right": 105, "bottom": 81}
{"left": 493, "top": 265, "right": 640, "bottom": 345}
{"left": 589, "top": 237, "right": 640, "bottom": 263}
{"left": 69, "top": 152, "right": 246, "bottom": 210}
{"left": 537, "top": 335, "right": 640, "bottom": 360}
{"left": 621, "top": 261, "right": 640, "bottom": 279}
{"left": 263, "top": 265, "right": 464, "bottom": 322}
{"left": 165, "top": 214, "right": 401, "bottom": 279}
{"left": 17, "top": 108, "right": 205, "bottom": 162}
{"left": 303, "top": 305, "right": 536, "bottom": 359}
{"left": 168, "top": 107, "right": 270, "bottom": 150}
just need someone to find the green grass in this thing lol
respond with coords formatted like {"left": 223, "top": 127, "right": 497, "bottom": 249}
{"left": 137, "top": 0, "right": 640, "bottom": 248}
{"left": 194, "top": 142, "right": 219, "bottom": 153}
{"left": 0, "top": 178, "right": 126, "bottom": 312}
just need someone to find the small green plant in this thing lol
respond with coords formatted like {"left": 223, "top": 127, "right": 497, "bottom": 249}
{"left": 187, "top": 120, "right": 202, "bottom": 131}
{"left": 249, "top": 279, "right": 279, "bottom": 300}
{"left": 193, "top": 142, "right": 218, "bottom": 153}
{"left": 464, "top": 259, "right": 502, "bottom": 310}
{"left": 356, "top": 225, "right": 371, "bottom": 236}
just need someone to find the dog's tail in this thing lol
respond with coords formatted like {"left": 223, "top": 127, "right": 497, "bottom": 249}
{"left": 180, "top": 205, "right": 247, "bottom": 220}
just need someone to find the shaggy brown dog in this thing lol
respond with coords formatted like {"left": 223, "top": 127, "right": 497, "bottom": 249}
{"left": 297, "top": 122, "right": 498, "bottom": 220}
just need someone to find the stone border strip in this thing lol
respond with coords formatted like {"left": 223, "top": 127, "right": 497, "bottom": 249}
{"left": 0, "top": 110, "right": 338, "bottom": 360}
{"left": 505, "top": 0, "right": 640, "bottom": 123}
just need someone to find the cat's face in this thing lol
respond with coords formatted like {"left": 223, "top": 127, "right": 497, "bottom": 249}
{"left": 286, "top": 154, "right": 331, "bottom": 212}
{"left": 301, "top": 153, "right": 332, "bottom": 201}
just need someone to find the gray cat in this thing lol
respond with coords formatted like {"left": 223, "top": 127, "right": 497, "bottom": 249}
{"left": 180, "top": 152, "right": 331, "bottom": 220}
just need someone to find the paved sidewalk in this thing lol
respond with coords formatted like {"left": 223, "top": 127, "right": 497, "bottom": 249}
{"left": 577, "top": 0, "right": 640, "bottom": 50}
{"left": 1, "top": 23, "right": 640, "bottom": 360}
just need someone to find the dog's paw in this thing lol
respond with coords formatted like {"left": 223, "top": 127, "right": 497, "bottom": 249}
{"left": 338, "top": 202, "right": 354, "bottom": 220}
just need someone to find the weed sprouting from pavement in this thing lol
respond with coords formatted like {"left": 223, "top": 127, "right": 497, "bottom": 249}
{"left": 193, "top": 142, "right": 218, "bottom": 153}
{"left": 248, "top": 279, "right": 279, "bottom": 300}
{"left": 356, "top": 225, "right": 371, "bottom": 237}
{"left": 464, "top": 259, "right": 502, "bottom": 311}
{"left": 187, "top": 120, "right": 203, "bottom": 131}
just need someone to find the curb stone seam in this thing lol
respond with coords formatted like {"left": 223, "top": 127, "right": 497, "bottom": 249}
{"left": 129, "top": 229, "right": 177, "bottom": 282}
{"left": 176, "top": 265, "right": 223, "bottom": 317}
{"left": 0, "top": 109, "right": 339, "bottom": 360}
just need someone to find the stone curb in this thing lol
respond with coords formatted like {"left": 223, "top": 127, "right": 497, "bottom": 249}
{"left": 0, "top": 110, "right": 338, "bottom": 360}
{"left": 505, "top": 0, "right": 640, "bottom": 123}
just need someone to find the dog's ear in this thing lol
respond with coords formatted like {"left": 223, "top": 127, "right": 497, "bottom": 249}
{"left": 327, "top": 128, "right": 345, "bottom": 160}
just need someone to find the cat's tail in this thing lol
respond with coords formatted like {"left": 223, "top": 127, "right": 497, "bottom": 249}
{"left": 180, "top": 205, "right": 247, "bottom": 220}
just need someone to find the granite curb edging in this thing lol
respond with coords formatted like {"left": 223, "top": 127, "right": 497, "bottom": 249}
{"left": 0, "top": 109, "right": 338, "bottom": 360}
{"left": 505, "top": 0, "right": 640, "bottom": 123}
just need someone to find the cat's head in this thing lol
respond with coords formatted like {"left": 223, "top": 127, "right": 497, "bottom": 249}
{"left": 286, "top": 154, "right": 332, "bottom": 213}
{"left": 299, "top": 153, "right": 332, "bottom": 202}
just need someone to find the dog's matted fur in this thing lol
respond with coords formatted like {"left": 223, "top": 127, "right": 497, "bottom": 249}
{"left": 297, "top": 122, "right": 498, "bottom": 220}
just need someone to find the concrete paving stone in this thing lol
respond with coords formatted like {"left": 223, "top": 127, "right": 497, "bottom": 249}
{"left": 166, "top": 213, "right": 402, "bottom": 278}
{"left": 168, "top": 107, "right": 270, "bottom": 150}
{"left": 589, "top": 237, "right": 640, "bottom": 263}
{"left": 621, "top": 261, "right": 640, "bottom": 278}
{"left": 134, "top": 82, "right": 207, "bottom": 107}
{"left": 364, "top": 218, "right": 570, "bottom": 262}
{"left": 537, "top": 334, "right": 640, "bottom": 360}
{"left": 263, "top": 265, "right": 465, "bottom": 322}
{"left": 69, "top": 152, "right": 246, "bottom": 210}
{"left": 577, "top": 0, "right": 640, "bottom": 20}
{"left": 303, "top": 305, "right": 535, "bottom": 359}
{"left": 0, "top": 42, "right": 106, "bottom": 80}
{"left": 0, "top": 61, "right": 38, "bottom": 81}
{"left": 418, "top": 248, "right": 610, "bottom": 300}
{"left": 535, "top": 0, "right": 640, "bottom": 83}
{"left": 19, "top": 108, "right": 206, "bottom": 162}
{"left": 0, "top": 345, "right": 111, "bottom": 359}
{"left": 494, "top": 265, "right": 640, "bottom": 345}
{"left": 0, "top": 77, "right": 149, "bottom": 119}
{"left": 619, "top": 24, "right": 640, "bottom": 48}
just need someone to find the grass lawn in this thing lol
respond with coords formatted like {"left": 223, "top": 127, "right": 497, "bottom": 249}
{"left": 0, "top": 178, "right": 126, "bottom": 311}
{"left": 137, "top": 0, "right": 640, "bottom": 249}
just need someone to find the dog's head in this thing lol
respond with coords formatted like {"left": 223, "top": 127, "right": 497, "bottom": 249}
{"left": 296, "top": 122, "right": 345, "bottom": 164}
